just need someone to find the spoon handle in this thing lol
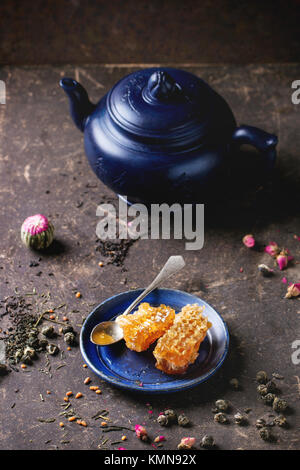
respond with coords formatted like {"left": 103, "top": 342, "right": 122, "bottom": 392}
{"left": 122, "top": 255, "right": 185, "bottom": 316}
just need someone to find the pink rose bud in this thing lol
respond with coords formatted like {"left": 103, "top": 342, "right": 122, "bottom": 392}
{"left": 277, "top": 254, "right": 288, "bottom": 270}
{"left": 285, "top": 282, "right": 300, "bottom": 298}
{"left": 135, "top": 424, "right": 148, "bottom": 441}
{"left": 264, "top": 242, "right": 280, "bottom": 257}
{"left": 154, "top": 435, "right": 165, "bottom": 443}
{"left": 177, "top": 437, "right": 196, "bottom": 449}
{"left": 242, "top": 234, "right": 255, "bottom": 248}
{"left": 276, "top": 250, "right": 289, "bottom": 270}
{"left": 118, "top": 447, "right": 126, "bottom": 450}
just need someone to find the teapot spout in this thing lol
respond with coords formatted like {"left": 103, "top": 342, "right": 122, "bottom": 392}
{"left": 60, "top": 78, "right": 95, "bottom": 132}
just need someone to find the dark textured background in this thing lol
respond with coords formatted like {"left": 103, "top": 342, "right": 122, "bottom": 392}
{"left": 0, "top": 0, "right": 299, "bottom": 65}
{"left": 0, "top": 64, "right": 299, "bottom": 450}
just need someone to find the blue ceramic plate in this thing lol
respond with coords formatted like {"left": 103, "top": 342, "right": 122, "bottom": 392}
{"left": 80, "top": 288, "right": 229, "bottom": 394}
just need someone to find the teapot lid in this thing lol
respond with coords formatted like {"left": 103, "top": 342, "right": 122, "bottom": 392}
{"left": 106, "top": 67, "right": 234, "bottom": 147}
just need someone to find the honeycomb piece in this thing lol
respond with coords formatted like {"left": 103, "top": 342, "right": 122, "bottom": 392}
{"left": 153, "top": 304, "right": 212, "bottom": 375}
{"left": 116, "top": 302, "right": 175, "bottom": 352}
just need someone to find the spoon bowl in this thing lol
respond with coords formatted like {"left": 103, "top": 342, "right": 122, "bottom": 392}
{"left": 90, "top": 320, "right": 124, "bottom": 346}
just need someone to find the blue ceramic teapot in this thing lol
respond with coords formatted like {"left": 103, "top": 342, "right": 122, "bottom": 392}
{"left": 60, "top": 68, "right": 277, "bottom": 204}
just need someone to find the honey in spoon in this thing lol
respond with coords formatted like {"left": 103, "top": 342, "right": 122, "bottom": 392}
{"left": 92, "top": 330, "right": 115, "bottom": 345}
{"left": 90, "top": 320, "right": 124, "bottom": 346}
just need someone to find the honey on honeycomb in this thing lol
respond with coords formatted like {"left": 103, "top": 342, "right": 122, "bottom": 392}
{"left": 153, "top": 304, "right": 212, "bottom": 375}
{"left": 116, "top": 302, "right": 175, "bottom": 352}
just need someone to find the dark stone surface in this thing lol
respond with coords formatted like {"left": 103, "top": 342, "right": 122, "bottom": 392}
{"left": 0, "top": 64, "right": 299, "bottom": 450}
{"left": 0, "top": 0, "right": 300, "bottom": 65}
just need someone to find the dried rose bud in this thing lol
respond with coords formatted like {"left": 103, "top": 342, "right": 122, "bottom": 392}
{"left": 135, "top": 424, "right": 148, "bottom": 441}
{"left": 118, "top": 447, "right": 126, "bottom": 450}
{"left": 177, "top": 437, "right": 195, "bottom": 449}
{"left": 242, "top": 234, "right": 255, "bottom": 248}
{"left": 154, "top": 435, "right": 165, "bottom": 443}
{"left": 258, "top": 264, "right": 274, "bottom": 277}
{"left": 285, "top": 282, "right": 300, "bottom": 298}
{"left": 276, "top": 250, "right": 289, "bottom": 270}
{"left": 264, "top": 242, "right": 280, "bottom": 257}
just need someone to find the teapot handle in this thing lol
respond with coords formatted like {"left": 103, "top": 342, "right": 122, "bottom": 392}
{"left": 231, "top": 125, "right": 278, "bottom": 172}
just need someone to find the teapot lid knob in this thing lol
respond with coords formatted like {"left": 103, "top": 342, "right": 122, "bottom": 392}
{"left": 146, "top": 70, "right": 181, "bottom": 101}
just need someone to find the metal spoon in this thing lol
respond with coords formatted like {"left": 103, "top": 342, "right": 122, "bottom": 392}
{"left": 90, "top": 255, "right": 185, "bottom": 346}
